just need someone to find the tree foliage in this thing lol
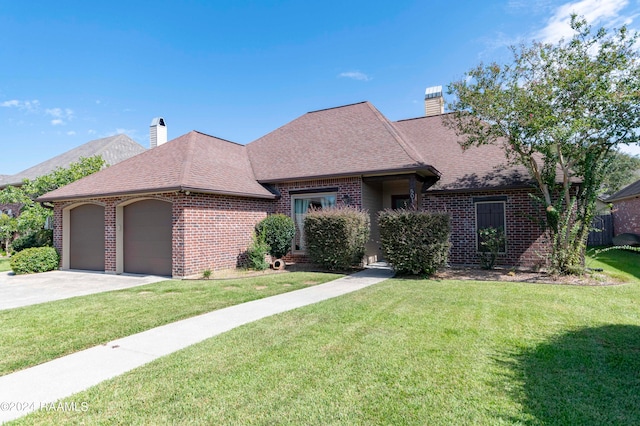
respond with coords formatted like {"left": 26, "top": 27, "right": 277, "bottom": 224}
{"left": 0, "top": 213, "right": 17, "bottom": 254}
{"left": 447, "top": 16, "right": 640, "bottom": 274}
{"left": 599, "top": 150, "right": 640, "bottom": 197}
{"left": 0, "top": 155, "right": 106, "bottom": 236}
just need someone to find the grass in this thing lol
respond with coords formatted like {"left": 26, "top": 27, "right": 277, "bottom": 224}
{"left": 0, "top": 256, "right": 10, "bottom": 272}
{"left": 16, "top": 268, "right": 640, "bottom": 424}
{"left": 586, "top": 246, "right": 640, "bottom": 282}
{"left": 0, "top": 272, "right": 341, "bottom": 376}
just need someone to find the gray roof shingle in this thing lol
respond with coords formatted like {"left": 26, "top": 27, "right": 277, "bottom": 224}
{"left": 39, "top": 102, "right": 552, "bottom": 202}
{"left": 393, "top": 115, "right": 534, "bottom": 191}
{"left": 38, "top": 131, "right": 275, "bottom": 201}
{"left": 247, "top": 102, "right": 434, "bottom": 182}
{"left": 0, "top": 134, "right": 146, "bottom": 188}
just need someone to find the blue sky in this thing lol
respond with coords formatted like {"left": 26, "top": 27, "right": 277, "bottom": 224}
{"left": 1, "top": 0, "right": 639, "bottom": 175}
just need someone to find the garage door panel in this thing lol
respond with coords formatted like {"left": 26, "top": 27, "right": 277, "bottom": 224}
{"left": 124, "top": 200, "right": 172, "bottom": 276}
{"left": 70, "top": 204, "right": 105, "bottom": 271}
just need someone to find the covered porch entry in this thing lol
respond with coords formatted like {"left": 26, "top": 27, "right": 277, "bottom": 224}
{"left": 361, "top": 172, "right": 439, "bottom": 264}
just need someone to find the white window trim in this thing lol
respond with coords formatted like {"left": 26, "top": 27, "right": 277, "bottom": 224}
{"left": 291, "top": 191, "right": 337, "bottom": 254}
{"left": 474, "top": 200, "right": 507, "bottom": 254}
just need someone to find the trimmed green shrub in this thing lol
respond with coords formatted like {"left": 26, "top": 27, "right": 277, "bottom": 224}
{"left": 304, "top": 206, "right": 370, "bottom": 270}
{"left": 11, "top": 229, "right": 53, "bottom": 253}
{"left": 255, "top": 214, "right": 296, "bottom": 259}
{"left": 478, "top": 227, "right": 506, "bottom": 270}
{"left": 378, "top": 210, "right": 451, "bottom": 276}
{"left": 246, "top": 232, "right": 270, "bottom": 271}
{"left": 10, "top": 246, "right": 59, "bottom": 275}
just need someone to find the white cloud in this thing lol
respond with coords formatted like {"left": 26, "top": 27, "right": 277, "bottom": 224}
{"left": 536, "top": 0, "right": 631, "bottom": 43}
{"left": 45, "top": 107, "right": 74, "bottom": 119}
{"left": 0, "top": 100, "right": 20, "bottom": 107}
{"left": 338, "top": 71, "right": 372, "bottom": 81}
{"left": 67, "top": 130, "right": 76, "bottom": 136}
{"left": 45, "top": 107, "right": 74, "bottom": 126}
{"left": 0, "top": 99, "right": 40, "bottom": 112}
{"left": 88, "top": 129, "right": 97, "bottom": 135}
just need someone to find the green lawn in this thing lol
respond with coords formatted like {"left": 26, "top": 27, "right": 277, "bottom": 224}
{"left": 586, "top": 246, "right": 640, "bottom": 282}
{"left": 17, "top": 268, "right": 640, "bottom": 424}
{"left": 0, "top": 257, "right": 10, "bottom": 272}
{"left": 0, "top": 272, "right": 341, "bottom": 376}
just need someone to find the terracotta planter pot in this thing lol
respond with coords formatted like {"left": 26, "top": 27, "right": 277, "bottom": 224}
{"left": 272, "top": 259, "right": 286, "bottom": 270}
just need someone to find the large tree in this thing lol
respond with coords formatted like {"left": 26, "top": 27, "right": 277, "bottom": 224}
{"left": 0, "top": 155, "right": 106, "bottom": 236}
{"left": 447, "top": 16, "right": 640, "bottom": 274}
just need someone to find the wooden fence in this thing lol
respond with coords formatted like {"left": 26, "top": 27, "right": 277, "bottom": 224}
{"left": 587, "top": 214, "right": 613, "bottom": 247}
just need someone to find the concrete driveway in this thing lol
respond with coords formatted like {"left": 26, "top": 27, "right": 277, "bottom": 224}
{"left": 0, "top": 270, "right": 168, "bottom": 310}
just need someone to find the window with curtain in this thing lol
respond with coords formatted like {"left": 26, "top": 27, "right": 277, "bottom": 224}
{"left": 292, "top": 193, "right": 336, "bottom": 251}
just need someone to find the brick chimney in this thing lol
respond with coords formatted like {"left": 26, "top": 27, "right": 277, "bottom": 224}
{"left": 424, "top": 86, "right": 444, "bottom": 116}
{"left": 150, "top": 117, "right": 167, "bottom": 148}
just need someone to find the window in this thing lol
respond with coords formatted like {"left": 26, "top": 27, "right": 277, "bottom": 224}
{"left": 475, "top": 201, "right": 506, "bottom": 252}
{"left": 292, "top": 193, "right": 336, "bottom": 251}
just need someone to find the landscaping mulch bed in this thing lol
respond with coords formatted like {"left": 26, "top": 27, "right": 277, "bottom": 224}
{"left": 205, "top": 263, "right": 622, "bottom": 286}
{"left": 200, "top": 263, "right": 329, "bottom": 280}
{"left": 432, "top": 266, "right": 622, "bottom": 286}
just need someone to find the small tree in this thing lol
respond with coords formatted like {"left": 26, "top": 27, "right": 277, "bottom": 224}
{"left": 0, "top": 213, "right": 17, "bottom": 254}
{"left": 447, "top": 16, "right": 640, "bottom": 274}
{"left": 0, "top": 156, "right": 106, "bottom": 234}
{"left": 255, "top": 214, "right": 296, "bottom": 260}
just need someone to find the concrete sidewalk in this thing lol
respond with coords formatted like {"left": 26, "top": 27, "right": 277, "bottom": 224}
{"left": 0, "top": 265, "right": 394, "bottom": 423}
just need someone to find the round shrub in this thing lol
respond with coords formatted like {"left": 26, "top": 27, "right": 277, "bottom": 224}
{"left": 11, "top": 229, "right": 54, "bottom": 253}
{"left": 304, "top": 206, "right": 370, "bottom": 271}
{"left": 255, "top": 214, "right": 296, "bottom": 259}
{"left": 10, "top": 247, "right": 59, "bottom": 275}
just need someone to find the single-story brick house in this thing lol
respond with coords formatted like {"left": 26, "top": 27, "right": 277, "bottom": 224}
{"left": 39, "top": 90, "right": 550, "bottom": 277}
{"left": 607, "top": 178, "right": 640, "bottom": 236}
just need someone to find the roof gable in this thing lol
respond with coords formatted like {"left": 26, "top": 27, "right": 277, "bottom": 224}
{"left": 39, "top": 131, "right": 274, "bottom": 201}
{"left": 0, "top": 134, "right": 146, "bottom": 188}
{"left": 247, "top": 102, "right": 430, "bottom": 182}
{"left": 606, "top": 178, "right": 640, "bottom": 202}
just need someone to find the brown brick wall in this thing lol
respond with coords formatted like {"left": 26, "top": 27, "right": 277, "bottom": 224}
{"left": 273, "top": 176, "right": 362, "bottom": 263}
{"left": 422, "top": 188, "right": 550, "bottom": 269}
{"left": 50, "top": 181, "right": 551, "bottom": 276}
{"left": 53, "top": 192, "right": 273, "bottom": 278}
{"left": 174, "top": 193, "right": 273, "bottom": 277}
{"left": 612, "top": 197, "right": 640, "bottom": 236}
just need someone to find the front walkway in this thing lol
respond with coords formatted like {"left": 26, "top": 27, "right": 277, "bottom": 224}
{"left": 0, "top": 264, "right": 394, "bottom": 423}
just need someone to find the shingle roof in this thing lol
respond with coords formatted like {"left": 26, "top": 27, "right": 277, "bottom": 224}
{"left": 247, "top": 102, "right": 435, "bottom": 182}
{"left": 393, "top": 114, "right": 534, "bottom": 191}
{"left": 606, "top": 178, "right": 640, "bottom": 202}
{"left": 38, "top": 102, "right": 550, "bottom": 202}
{"left": 38, "top": 131, "right": 275, "bottom": 202}
{"left": 0, "top": 134, "right": 146, "bottom": 188}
